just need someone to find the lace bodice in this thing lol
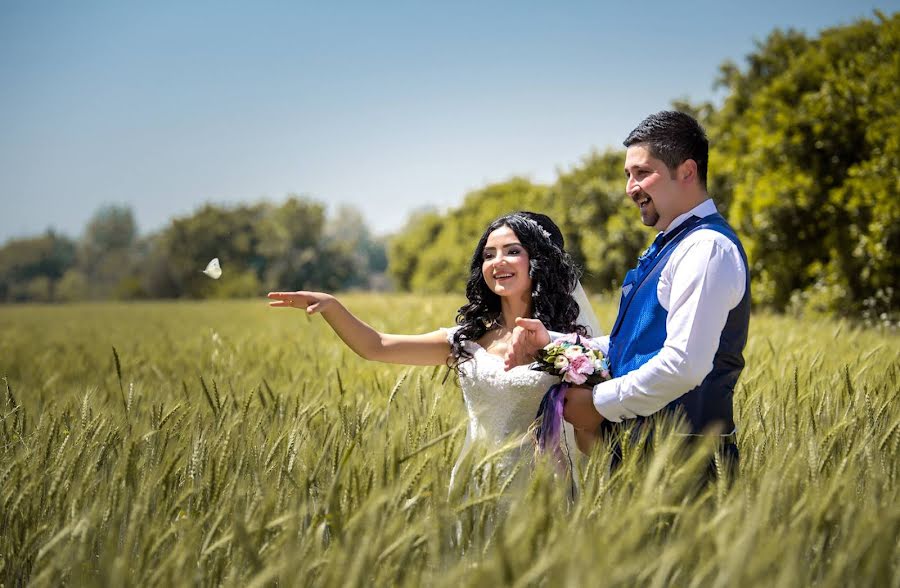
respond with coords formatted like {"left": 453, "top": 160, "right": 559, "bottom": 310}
{"left": 445, "top": 328, "right": 577, "bottom": 493}
{"left": 455, "top": 340, "right": 559, "bottom": 444}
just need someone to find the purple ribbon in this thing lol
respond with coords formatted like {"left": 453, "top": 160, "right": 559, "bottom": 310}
{"left": 533, "top": 382, "right": 569, "bottom": 457}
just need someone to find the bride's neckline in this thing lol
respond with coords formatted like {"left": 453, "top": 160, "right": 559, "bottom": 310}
{"left": 467, "top": 337, "right": 516, "bottom": 363}
{"left": 468, "top": 340, "right": 503, "bottom": 360}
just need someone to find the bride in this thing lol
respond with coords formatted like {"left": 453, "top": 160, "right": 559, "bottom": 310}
{"left": 267, "top": 212, "right": 601, "bottom": 494}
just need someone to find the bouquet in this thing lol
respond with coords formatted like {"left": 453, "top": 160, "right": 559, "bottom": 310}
{"left": 530, "top": 333, "right": 610, "bottom": 457}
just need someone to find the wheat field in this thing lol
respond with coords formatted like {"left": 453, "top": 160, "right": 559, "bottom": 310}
{"left": 1, "top": 295, "right": 898, "bottom": 587}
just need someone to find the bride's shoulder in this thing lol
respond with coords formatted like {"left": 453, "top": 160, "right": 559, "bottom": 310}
{"left": 440, "top": 325, "right": 462, "bottom": 345}
{"left": 441, "top": 326, "right": 487, "bottom": 355}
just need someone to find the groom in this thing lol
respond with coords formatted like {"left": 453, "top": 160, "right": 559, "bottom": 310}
{"left": 505, "top": 111, "right": 749, "bottom": 464}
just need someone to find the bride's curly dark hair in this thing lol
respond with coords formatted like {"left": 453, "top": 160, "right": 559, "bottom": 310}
{"left": 450, "top": 211, "right": 586, "bottom": 369}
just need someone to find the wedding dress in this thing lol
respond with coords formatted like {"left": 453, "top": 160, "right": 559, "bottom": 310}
{"left": 444, "top": 327, "right": 580, "bottom": 497}
{"left": 444, "top": 282, "right": 601, "bottom": 496}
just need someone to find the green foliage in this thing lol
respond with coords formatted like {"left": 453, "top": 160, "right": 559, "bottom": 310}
{"left": 209, "top": 270, "right": 263, "bottom": 299}
{"left": 150, "top": 197, "right": 386, "bottom": 298}
{"left": 256, "top": 196, "right": 327, "bottom": 289}
{"left": 546, "top": 150, "right": 648, "bottom": 292}
{"left": 0, "top": 231, "right": 76, "bottom": 302}
{"left": 0, "top": 197, "right": 387, "bottom": 302}
{"left": 82, "top": 204, "right": 137, "bottom": 253}
{"left": 387, "top": 208, "right": 446, "bottom": 291}
{"left": 55, "top": 269, "right": 90, "bottom": 302}
{"left": 78, "top": 205, "right": 140, "bottom": 300}
{"left": 710, "top": 13, "right": 900, "bottom": 315}
{"left": 0, "top": 298, "right": 898, "bottom": 585}
{"left": 321, "top": 205, "right": 386, "bottom": 291}
{"left": 2, "top": 14, "right": 895, "bottom": 320}
{"left": 387, "top": 157, "right": 652, "bottom": 296}
{"left": 389, "top": 178, "right": 566, "bottom": 293}
{"left": 389, "top": 14, "right": 898, "bottom": 323}
{"left": 159, "top": 202, "right": 270, "bottom": 298}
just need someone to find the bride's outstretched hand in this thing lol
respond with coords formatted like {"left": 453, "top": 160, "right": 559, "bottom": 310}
{"left": 503, "top": 317, "right": 551, "bottom": 371}
{"left": 267, "top": 291, "right": 336, "bottom": 315}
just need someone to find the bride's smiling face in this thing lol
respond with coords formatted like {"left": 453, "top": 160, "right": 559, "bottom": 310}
{"left": 481, "top": 225, "right": 533, "bottom": 299}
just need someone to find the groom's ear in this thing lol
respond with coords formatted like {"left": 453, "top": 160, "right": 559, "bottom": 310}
{"left": 678, "top": 159, "right": 698, "bottom": 185}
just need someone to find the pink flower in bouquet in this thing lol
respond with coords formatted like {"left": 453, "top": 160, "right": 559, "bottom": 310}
{"left": 531, "top": 334, "right": 610, "bottom": 460}
{"left": 563, "top": 354, "right": 594, "bottom": 385}
{"left": 563, "top": 370, "right": 587, "bottom": 385}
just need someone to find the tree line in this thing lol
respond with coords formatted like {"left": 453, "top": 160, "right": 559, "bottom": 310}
{"left": 2, "top": 13, "right": 896, "bottom": 320}
{"left": 388, "top": 12, "right": 899, "bottom": 321}
{"left": 0, "top": 198, "right": 387, "bottom": 302}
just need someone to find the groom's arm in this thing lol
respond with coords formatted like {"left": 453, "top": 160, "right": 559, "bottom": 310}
{"left": 563, "top": 386, "right": 604, "bottom": 431}
{"left": 591, "top": 237, "right": 745, "bottom": 422}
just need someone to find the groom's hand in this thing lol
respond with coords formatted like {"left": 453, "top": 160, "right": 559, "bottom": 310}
{"left": 563, "top": 386, "right": 604, "bottom": 430}
{"left": 503, "top": 317, "right": 550, "bottom": 371}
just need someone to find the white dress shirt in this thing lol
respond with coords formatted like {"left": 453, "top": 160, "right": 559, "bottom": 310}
{"left": 590, "top": 199, "right": 746, "bottom": 422}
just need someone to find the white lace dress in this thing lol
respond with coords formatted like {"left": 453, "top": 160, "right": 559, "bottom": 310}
{"left": 444, "top": 327, "right": 579, "bottom": 496}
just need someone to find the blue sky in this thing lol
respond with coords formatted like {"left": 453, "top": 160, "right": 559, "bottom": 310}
{"left": 2, "top": 0, "right": 898, "bottom": 242}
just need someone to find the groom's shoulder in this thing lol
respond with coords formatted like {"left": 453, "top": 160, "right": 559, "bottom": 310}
{"left": 672, "top": 229, "right": 745, "bottom": 270}
{"left": 679, "top": 228, "right": 740, "bottom": 251}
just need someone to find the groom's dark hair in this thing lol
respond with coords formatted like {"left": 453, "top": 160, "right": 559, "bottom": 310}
{"left": 624, "top": 110, "right": 709, "bottom": 189}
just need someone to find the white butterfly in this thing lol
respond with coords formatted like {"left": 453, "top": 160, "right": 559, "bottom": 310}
{"left": 202, "top": 258, "right": 222, "bottom": 279}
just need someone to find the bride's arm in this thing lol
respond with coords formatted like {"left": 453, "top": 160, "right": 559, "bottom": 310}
{"left": 267, "top": 291, "right": 451, "bottom": 366}
{"left": 505, "top": 317, "right": 610, "bottom": 371}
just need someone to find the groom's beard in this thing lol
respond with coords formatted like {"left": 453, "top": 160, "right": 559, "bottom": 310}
{"left": 632, "top": 188, "right": 660, "bottom": 228}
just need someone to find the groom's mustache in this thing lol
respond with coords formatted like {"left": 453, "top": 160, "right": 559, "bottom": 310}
{"left": 631, "top": 188, "right": 652, "bottom": 205}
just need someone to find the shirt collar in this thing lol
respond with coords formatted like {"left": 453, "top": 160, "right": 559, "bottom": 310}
{"left": 661, "top": 199, "right": 718, "bottom": 236}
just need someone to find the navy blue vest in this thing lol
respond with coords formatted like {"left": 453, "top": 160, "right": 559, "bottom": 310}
{"left": 607, "top": 213, "right": 750, "bottom": 436}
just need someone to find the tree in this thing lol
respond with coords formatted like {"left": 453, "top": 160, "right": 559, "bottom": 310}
{"left": 159, "top": 202, "right": 269, "bottom": 298}
{"left": 324, "top": 205, "right": 388, "bottom": 290}
{"left": 79, "top": 204, "right": 139, "bottom": 299}
{"left": 709, "top": 12, "right": 900, "bottom": 315}
{"left": 544, "top": 150, "right": 648, "bottom": 292}
{"left": 257, "top": 196, "right": 338, "bottom": 291}
{"left": 386, "top": 153, "right": 655, "bottom": 296}
{"left": 56, "top": 269, "right": 90, "bottom": 302}
{"left": 389, "top": 178, "right": 552, "bottom": 293}
{"left": 0, "top": 231, "right": 76, "bottom": 302}
{"left": 387, "top": 207, "right": 444, "bottom": 291}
